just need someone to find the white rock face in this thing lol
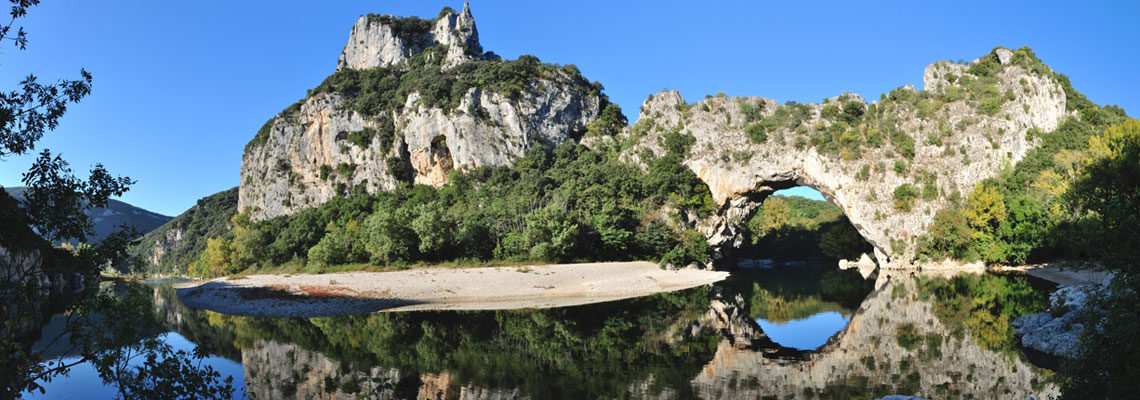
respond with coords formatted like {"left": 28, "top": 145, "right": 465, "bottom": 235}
{"left": 336, "top": 2, "right": 492, "bottom": 71}
{"left": 610, "top": 50, "right": 1067, "bottom": 267}
{"left": 240, "top": 4, "right": 602, "bottom": 221}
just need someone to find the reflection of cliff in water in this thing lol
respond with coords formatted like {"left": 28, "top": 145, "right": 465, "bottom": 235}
{"left": 155, "top": 286, "right": 722, "bottom": 399}
{"left": 150, "top": 272, "right": 1059, "bottom": 399}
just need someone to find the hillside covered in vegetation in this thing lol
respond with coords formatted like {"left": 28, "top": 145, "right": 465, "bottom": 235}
{"left": 128, "top": 188, "right": 238, "bottom": 275}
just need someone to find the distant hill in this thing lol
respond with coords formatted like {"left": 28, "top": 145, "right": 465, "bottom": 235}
{"left": 4, "top": 186, "right": 171, "bottom": 245}
{"left": 128, "top": 187, "right": 238, "bottom": 275}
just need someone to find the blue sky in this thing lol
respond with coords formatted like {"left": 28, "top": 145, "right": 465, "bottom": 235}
{"left": 0, "top": 1, "right": 1135, "bottom": 215}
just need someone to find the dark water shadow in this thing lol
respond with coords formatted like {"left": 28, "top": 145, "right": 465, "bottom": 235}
{"left": 175, "top": 280, "right": 425, "bottom": 318}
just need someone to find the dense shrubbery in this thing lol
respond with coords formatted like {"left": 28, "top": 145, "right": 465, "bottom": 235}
{"left": 191, "top": 139, "right": 715, "bottom": 276}
{"left": 1056, "top": 118, "right": 1140, "bottom": 398}
{"left": 584, "top": 103, "right": 627, "bottom": 138}
{"left": 309, "top": 50, "right": 601, "bottom": 117}
{"left": 892, "top": 184, "right": 920, "bottom": 211}
{"left": 365, "top": 14, "right": 434, "bottom": 45}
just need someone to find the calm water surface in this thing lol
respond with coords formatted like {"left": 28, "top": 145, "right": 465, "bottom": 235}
{"left": 25, "top": 265, "right": 1061, "bottom": 399}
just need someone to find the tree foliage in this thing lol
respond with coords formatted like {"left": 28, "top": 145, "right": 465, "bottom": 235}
{"left": 190, "top": 140, "right": 716, "bottom": 276}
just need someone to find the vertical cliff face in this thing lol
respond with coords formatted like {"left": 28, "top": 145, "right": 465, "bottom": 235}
{"left": 610, "top": 47, "right": 1068, "bottom": 267}
{"left": 240, "top": 4, "right": 604, "bottom": 221}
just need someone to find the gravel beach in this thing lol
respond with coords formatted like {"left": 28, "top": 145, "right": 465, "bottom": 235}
{"left": 175, "top": 261, "right": 729, "bottom": 317}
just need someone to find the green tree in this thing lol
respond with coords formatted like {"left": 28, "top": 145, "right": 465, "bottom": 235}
{"left": 819, "top": 218, "right": 869, "bottom": 260}
{"left": 918, "top": 209, "right": 974, "bottom": 260}
{"left": 410, "top": 202, "right": 453, "bottom": 256}
{"left": 229, "top": 212, "right": 266, "bottom": 270}
{"left": 892, "top": 184, "right": 920, "bottom": 211}
{"left": 524, "top": 206, "right": 580, "bottom": 262}
{"left": 585, "top": 103, "right": 627, "bottom": 137}
{"left": 1062, "top": 119, "right": 1140, "bottom": 399}
{"left": 363, "top": 206, "right": 417, "bottom": 264}
{"left": 200, "top": 236, "right": 233, "bottom": 276}
{"left": 755, "top": 196, "right": 789, "bottom": 236}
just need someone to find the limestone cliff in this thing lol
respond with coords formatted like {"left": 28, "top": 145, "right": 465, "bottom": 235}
{"left": 240, "top": 4, "right": 604, "bottom": 221}
{"left": 605, "top": 47, "right": 1068, "bottom": 267}
{"left": 337, "top": 2, "right": 494, "bottom": 71}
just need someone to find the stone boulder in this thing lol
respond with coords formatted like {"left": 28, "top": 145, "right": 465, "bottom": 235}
{"left": 1012, "top": 283, "right": 1102, "bottom": 357}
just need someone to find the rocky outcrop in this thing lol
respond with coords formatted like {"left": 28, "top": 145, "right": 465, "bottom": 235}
{"left": 839, "top": 253, "right": 879, "bottom": 278}
{"left": 611, "top": 48, "right": 1068, "bottom": 267}
{"left": 240, "top": 5, "right": 603, "bottom": 221}
{"left": 1013, "top": 283, "right": 1102, "bottom": 357}
{"left": 337, "top": 2, "right": 493, "bottom": 71}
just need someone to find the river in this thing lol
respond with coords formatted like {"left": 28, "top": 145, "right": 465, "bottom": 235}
{"left": 23, "top": 265, "right": 1061, "bottom": 399}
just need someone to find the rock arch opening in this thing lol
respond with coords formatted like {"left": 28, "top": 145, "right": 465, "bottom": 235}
{"left": 713, "top": 178, "right": 880, "bottom": 273}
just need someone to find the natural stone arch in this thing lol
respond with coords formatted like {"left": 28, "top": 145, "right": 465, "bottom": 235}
{"left": 610, "top": 49, "right": 1068, "bottom": 268}
{"left": 709, "top": 173, "right": 882, "bottom": 266}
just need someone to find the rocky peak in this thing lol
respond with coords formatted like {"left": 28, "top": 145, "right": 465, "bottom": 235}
{"left": 336, "top": 2, "right": 493, "bottom": 71}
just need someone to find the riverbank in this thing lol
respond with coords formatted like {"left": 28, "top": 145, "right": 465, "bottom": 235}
{"left": 995, "top": 262, "right": 1113, "bottom": 286}
{"left": 998, "top": 262, "right": 1113, "bottom": 358}
{"left": 175, "top": 261, "right": 729, "bottom": 317}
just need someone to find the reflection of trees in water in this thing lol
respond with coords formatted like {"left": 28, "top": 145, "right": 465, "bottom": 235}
{"left": 197, "top": 287, "right": 722, "bottom": 399}
{"left": 738, "top": 267, "right": 875, "bottom": 322}
{"left": 9, "top": 283, "right": 236, "bottom": 399}
{"left": 152, "top": 285, "right": 242, "bottom": 362}
{"left": 149, "top": 271, "right": 1059, "bottom": 399}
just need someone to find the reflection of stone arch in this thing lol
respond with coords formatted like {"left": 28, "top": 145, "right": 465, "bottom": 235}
{"left": 410, "top": 135, "right": 454, "bottom": 186}
{"left": 693, "top": 275, "right": 1059, "bottom": 399}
